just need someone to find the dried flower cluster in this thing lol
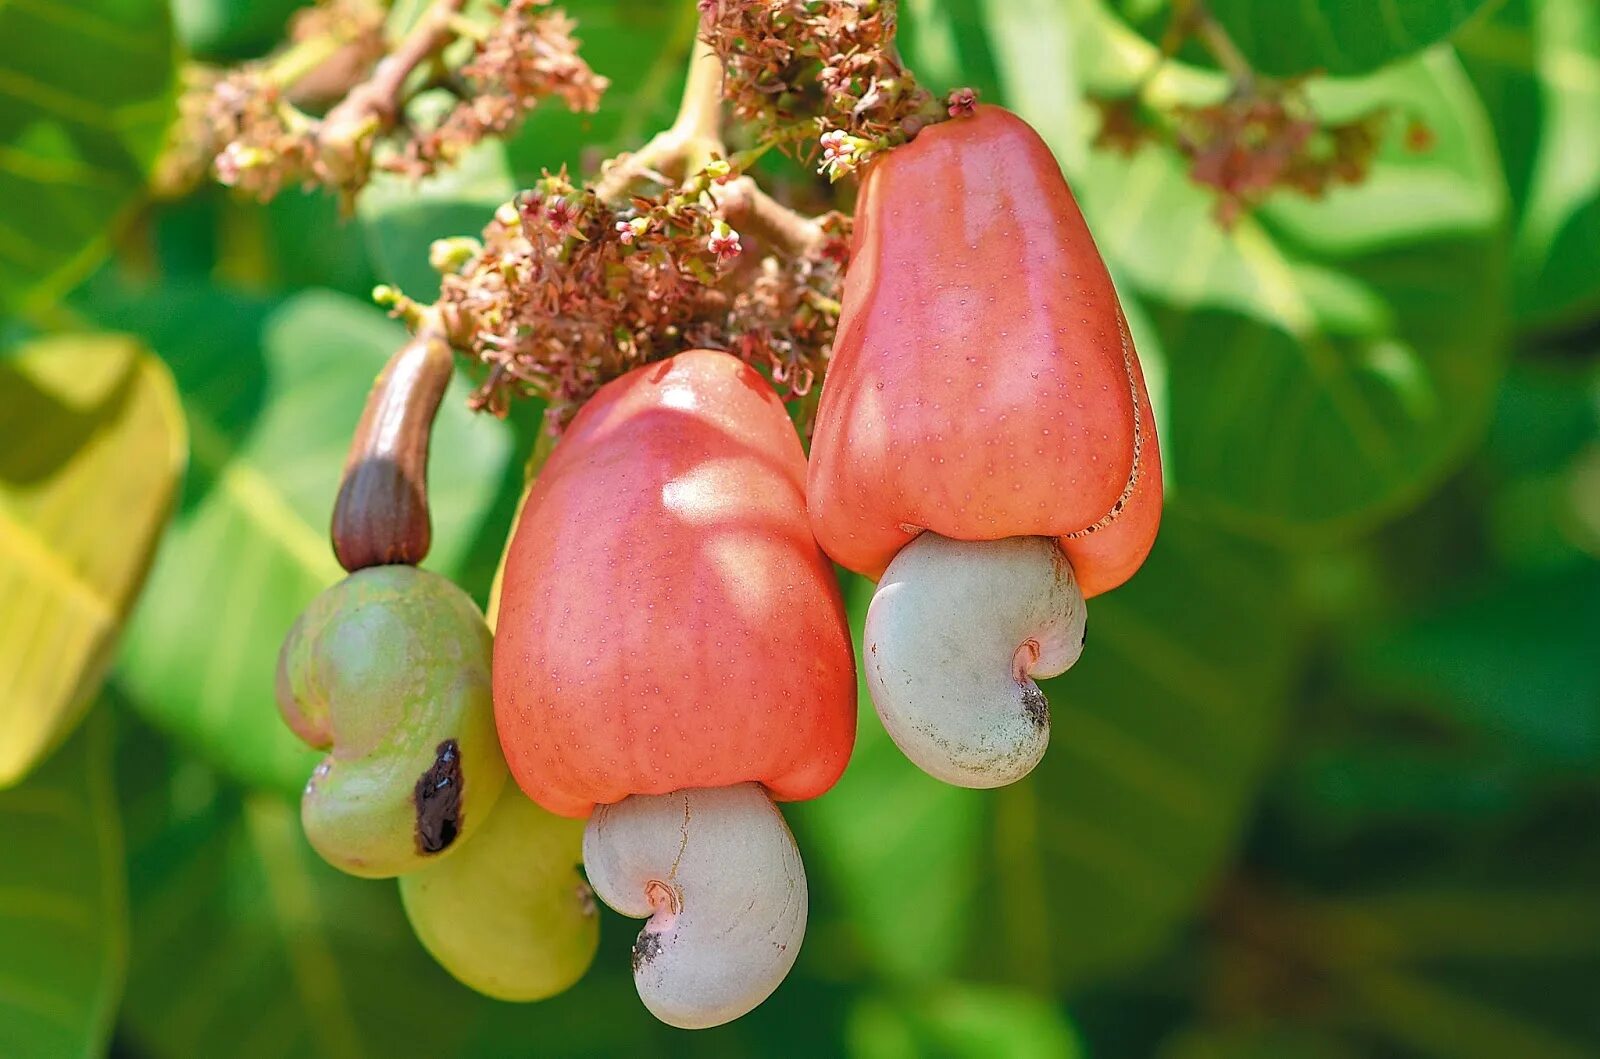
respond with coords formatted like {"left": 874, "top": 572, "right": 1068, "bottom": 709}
{"left": 698, "top": 0, "right": 948, "bottom": 178}
{"left": 389, "top": 1, "right": 608, "bottom": 179}
{"left": 418, "top": 168, "right": 848, "bottom": 429}
{"left": 168, "top": 0, "right": 606, "bottom": 204}
{"left": 1092, "top": 80, "right": 1395, "bottom": 227}
{"left": 1084, "top": 0, "right": 1411, "bottom": 226}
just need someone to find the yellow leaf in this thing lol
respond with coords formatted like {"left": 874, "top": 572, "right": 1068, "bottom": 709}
{"left": 0, "top": 334, "right": 185, "bottom": 785}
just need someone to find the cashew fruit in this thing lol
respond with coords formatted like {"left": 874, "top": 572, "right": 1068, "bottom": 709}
{"left": 493, "top": 349, "right": 855, "bottom": 1027}
{"left": 276, "top": 564, "right": 507, "bottom": 877}
{"left": 805, "top": 105, "right": 1163, "bottom": 788}
{"left": 493, "top": 349, "right": 856, "bottom": 819}
{"left": 807, "top": 104, "right": 1162, "bottom": 597}
{"left": 399, "top": 786, "right": 598, "bottom": 1001}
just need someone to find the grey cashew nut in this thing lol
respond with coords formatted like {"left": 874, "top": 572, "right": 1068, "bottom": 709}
{"left": 582, "top": 783, "right": 807, "bottom": 1029}
{"left": 864, "top": 533, "right": 1087, "bottom": 787}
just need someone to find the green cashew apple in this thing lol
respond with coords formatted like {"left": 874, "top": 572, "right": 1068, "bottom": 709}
{"left": 399, "top": 787, "right": 599, "bottom": 1001}
{"left": 276, "top": 565, "right": 507, "bottom": 877}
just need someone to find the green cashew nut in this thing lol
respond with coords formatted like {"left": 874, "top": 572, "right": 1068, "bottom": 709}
{"left": 400, "top": 787, "right": 599, "bottom": 1001}
{"left": 276, "top": 565, "right": 507, "bottom": 878}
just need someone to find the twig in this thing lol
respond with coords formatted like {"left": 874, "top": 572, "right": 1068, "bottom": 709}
{"left": 262, "top": 4, "right": 382, "bottom": 89}
{"left": 1180, "top": 0, "right": 1256, "bottom": 88}
{"left": 322, "top": 0, "right": 466, "bottom": 136}
{"left": 592, "top": 34, "right": 726, "bottom": 202}
{"left": 714, "top": 177, "right": 825, "bottom": 259}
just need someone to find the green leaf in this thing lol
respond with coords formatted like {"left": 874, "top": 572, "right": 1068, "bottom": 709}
{"left": 1480, "top": 362, "right": 1600, "bottom": 571}
{"left": 114, "top": 717, "right": 741, "bottom": 1058}
{"left": 1483, "top": 362, "right": 1600, "bottom": 478}
{"left": 800, "top": 289, "right": 1170, "bottom": 988}
{"left": 1456, "top": 0, "right": 1542, "bottom": 215}
{"left": 171, "top": 0, "right": 306, "bottom": 61}
{"left": 1458, "top": 0, "right": 1600, "bottom": 328}
{"left": 1355, "top": 562, "right": 1600, "bottom": 765}
{"left": 502, "top": 0, "right": 693, "bottom": 180}
{"left": 257, "top": 192, "right": 384, "bottom": 296}
{"left": 978, "top": 511, "right": 1302, "bottom": 987}
{"left": 1107, "top": 0, "right": 1494, "bottom": 78}
{"left": 1203, "top": 0, "right": 1493, "bottom": 78}
{"left": 0, "top": 709, "right": 127, "bottom": 1059}
{"left": 1283, "top": 738, "right": 1548, "bottom": 835}
{"left": 1158, "top": 1025, "right": 1363, "bottom": 1059}
{"left": 0, "top": 0, "right": 178, "bottom": 316}
{"left": 358, "top": 141, "right": 516, "bottom": 302}
{"left": 1329, "top": 824, "right": 1600, "bottom": 1058}
{"left": 999, "top": 5, "right": 1510, "bottom": 542}
{"left": 97, "top": 286, "right": 512, "bottom": 794}
{"left": 846, "top": 984, "right": 1083, "bottom": 1059}
{"left": 1345, "top": 965, "right": 1597, "bottom": 1059}
{"left": 0, "top": 333, "right": 185, "bottom": 786}
{"left": 794, "top": 574, "right": 990, "bottom": 986}
{"left": 1506, "top": 0, "right": 1600, "bottom": 327}
{"left": 899, "top": 0, "right": 1007, "bottom": 105}
{"left": 1197, "top": 814, "right": 1600, "bottom": 1059}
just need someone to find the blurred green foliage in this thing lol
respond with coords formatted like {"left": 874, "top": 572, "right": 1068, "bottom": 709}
{"left": 2, "top": 0, "right": 1598, "bottom": 1056}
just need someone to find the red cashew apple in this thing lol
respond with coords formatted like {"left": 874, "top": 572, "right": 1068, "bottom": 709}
{"left": 807, "top": 104, "right": 1163, "bottom": 789}
{"left": 493, "top": 349, "right": 855, "bottom": 1028}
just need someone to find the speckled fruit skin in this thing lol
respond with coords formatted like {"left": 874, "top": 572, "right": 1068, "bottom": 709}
{"left": 493, "top": 350, "right": 857, "bottom": 819}
{"left": 807, "top": 105, "right": 1162, "bottom": 598}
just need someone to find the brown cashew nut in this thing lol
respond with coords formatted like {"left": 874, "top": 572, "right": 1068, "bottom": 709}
{"left": 330, "top": 330, "right": 454, "bottom": 573}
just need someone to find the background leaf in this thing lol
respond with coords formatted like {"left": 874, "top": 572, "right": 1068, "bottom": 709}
{"left": 1355, "top": 564, "right": 1600, "bottom": 765}
{"left": 847, "top": 983, "right": 1084, "bottom": 1059}
{"left": 94, "top": 285, "right": 513, "bottom": 794}
{"left": 0, "top": 0, "right": 177, "bottom": 316}
{"left": 502, "top": 0, "right": 691, "bottom": 180}
{"left": 358, "top": 142, "right": 516, "bottom": 301}
{"left": 171, "top": 0, "right": 306, "bottom": 61}
{"left": 1458, "top": 0, "right": 1600, "bottom": 331}
{"left": 1203, "top": 0, "right": 1493, "bottom": 78}
{"left": 0, "top": 333, "right": 185, "bottom": 786}
{"left": 1504, "top": 0, "right": 1600, "bottom": 327}
{"left": 1110, "top": 0, "right": 1495, "bottom": 78}
{"left": 795, "top": 576, "right": 991, "bottom": 986}
{"left": 979, "top": 512, "right": 1301, "bottom": 986}
{"left": 0, "top": 709, "right": 126, "bottom": 1059}
{"left": 998, "top": 4, "right": 1510, "bottom": 542}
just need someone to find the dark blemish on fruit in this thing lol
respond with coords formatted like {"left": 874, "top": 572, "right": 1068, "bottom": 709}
{"left": 414, "top": 739, "right": 463, "bottom": 854}
{"left": 1020, "top": 683, "right": 1049, "bottom": 731}
{"left": 633, "top": 929, "right": 664, "bottom": 972}
{"left": 1080, "top": 624, "right": 1088, "bottom": 649}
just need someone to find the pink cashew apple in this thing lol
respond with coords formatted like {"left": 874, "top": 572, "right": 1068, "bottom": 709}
{"left": 808, "top": 104, "right": 1163, "bottom": 788}
{"left": 493, "top": 349, "right": 856, "bottom": 1028}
